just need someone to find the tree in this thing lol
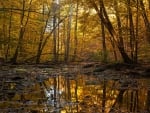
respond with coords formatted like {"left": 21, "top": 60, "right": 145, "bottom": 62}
{"left": 127, "top": 0, "right": 136, "bottom": 62}
{"left": 89, "top": 0, "right": 133, "bottom": 63}
{"left": 11, "top": 0, "right": 32, "bottom": 63}
{"left": 35, "top": 0, "right": 63, "bottom": 63}
{"left": 35, "top": 0, "right": 52, "bottom": 63}
{"left": 140, "top": 0, "right": 150, "bottom": 43}
{"left": 100, "top": 6, "right": 107, "bottom": 63}
{"left": 5, "top": 7, "right": 13, "bottom": 61}
{"left": 72, "top": 0, "right": 79, "bottom": 61}
{"left": 64, "top": 0, "right": 73, "bottom": 62}
{"left": 0, "top": 0, "right": 150, "bottom": 63}
{"left": 0, "top": 0, "right": 14, "bottom": 61}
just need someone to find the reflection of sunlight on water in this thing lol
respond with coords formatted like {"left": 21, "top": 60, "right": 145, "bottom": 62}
{"left": 44, "top": 86, "right": 63, "bottom": 98}
{"left": 43, "top": 75, "right": 150, "bottom": 113}
{"left": 43, "top": 75, "right": 120, "bottom": 113}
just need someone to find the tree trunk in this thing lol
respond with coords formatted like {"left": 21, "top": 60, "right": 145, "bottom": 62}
{"left": 134, "top": 0, "right": 139, "bottom": 63}
{"left": 2, "top": 11, "right": 7, "bottom": 60}
{"left": 36, "top": 3, "right": 48, "bottom": 64}
{"left": 36, "top": 36, "right": 43, "bottom": 63}
{"left": 11, "top": 1, "right": 25, "bottom": 63}
{"left": 57, "top": 14, "right": 60, "bottom": 62}
{"left": 53, "top": 15, "right": 57, "bottom": 62}
{"left": 36, "top": 1, "right": 64, "bottom": 63}
{"left": 73, "top": 0, "right": 79, "bottom": 61}
{"left": 6, "top": 7, "right": 12, "bottom": 61}
{"left": 139, "top": 0, "right": 150, "bottom": 43}
{"left": 90, "top": 0, "right": 133, "bottom": 63}
{"left": 101, "top": 22, "right": 108, "bottom": 62}
{"left": 127, "top": 0, "right": 136, "bottom": 61}
{"left": 64, "top": 2, "right": 72, "bottom": 62}
{"left": 11, "top": 0, "right": 32, "bottom": 63}
{"left": 119, "top": 47, "right": 133, "bottom": 63}
{"left": 100, "top": 3, "right": 107, "bottom": 63}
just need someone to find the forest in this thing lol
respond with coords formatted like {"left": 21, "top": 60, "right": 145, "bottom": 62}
{"left": 0, "top": 0, "right": 150, "bottom": 113}
{"left": 0, "top": 0, "right": 150, "bottom": 64}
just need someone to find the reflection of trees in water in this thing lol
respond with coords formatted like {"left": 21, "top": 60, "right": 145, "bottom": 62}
{"left": 2, "top": 72, "right": 150, "bottom": 113}
{"left": 102, "top": 79, "right": 106, "bottom": 113}
{"left": 57, "top": 75, "right": 150, "bottom": 113}
{"left": 146, "top": 90, "right": 150, "bottom": 112}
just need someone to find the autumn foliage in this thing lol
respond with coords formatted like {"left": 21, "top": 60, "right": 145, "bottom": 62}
{"left": 0, "top": 0, "right": 150, "bottom": 64}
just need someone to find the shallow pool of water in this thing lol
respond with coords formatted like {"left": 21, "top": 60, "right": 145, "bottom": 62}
{"left": 0, "top": 68, "right": 150, "bottom": 113}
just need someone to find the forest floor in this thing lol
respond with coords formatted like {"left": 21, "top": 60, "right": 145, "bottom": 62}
{"left": 82, "top": 62, "right": 150, "bottom": 77}
{"left": 0, "top": 62, "right": 150, "bottom": 89}
{"left": 0, "top": 62, "right": 150, "bottom": 79}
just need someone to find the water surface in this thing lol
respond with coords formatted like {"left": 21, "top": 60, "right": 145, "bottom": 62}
{"left": 0, "top": 67, "right": 150, "bottom": 113}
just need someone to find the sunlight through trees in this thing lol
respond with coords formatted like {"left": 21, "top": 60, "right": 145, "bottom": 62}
{"left": 0, "top": 0, "right": 150, "bottom": 63}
